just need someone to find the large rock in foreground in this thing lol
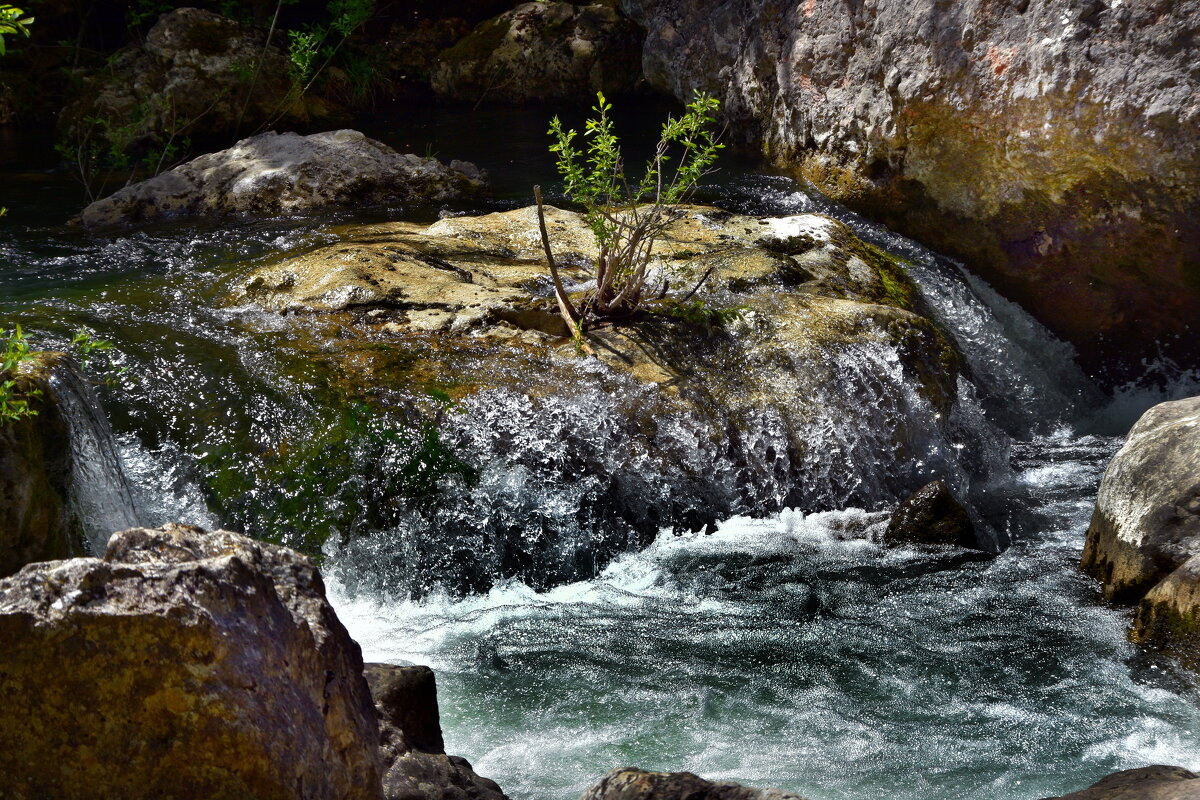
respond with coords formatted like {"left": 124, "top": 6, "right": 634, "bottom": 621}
{"left": 1047, "top": 766, "right": 1200, "bottom": 799}
{"left": 78, "top": 130, "right": 487, "bottom": 230}
{"left": 620, "top": 0, "right": 1200, "bottom": 370}
{"left": 433, "top": 2, "right": 643, "bottom": 103}
{"left": 0, "top": 524, "right": 384, "bottom": 799}
{"left": 582, "top": 768, "right": 808, "bottom": 800}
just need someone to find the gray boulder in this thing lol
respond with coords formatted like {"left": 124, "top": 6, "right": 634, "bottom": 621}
{"left": 619, "top": 0, "right": 1200, "bottom": 369}
{"left": 0, "top": 524, "right": 384, "bottom": 799}
{"left": 581, "top": 768, "right": 808, "bottom": 800}
{"left": 1082, "top": 397, "right": 1200, "bottom": 602}
{"left": 365, "top": 663, "right": 507, "bottom": 800}
{"left": 78, "top": 129, "right": 488, "bottom": 229}
{"left": 1045, "top": 766, "right": 1200, "bottom": 799}
{"left": 883, "top": 480, "right": 979, "bottom": 549}
{"left": 433, "top": 2, "right": 643, "bottom": 104}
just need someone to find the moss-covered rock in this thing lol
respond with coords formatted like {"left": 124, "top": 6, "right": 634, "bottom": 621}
{"left": 0, "top": 352, "right": 86, "bottom": 578}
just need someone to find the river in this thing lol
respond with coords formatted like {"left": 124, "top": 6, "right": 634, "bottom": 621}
{"left": 2, "top": 107, "right": 1199, "bottom": 800}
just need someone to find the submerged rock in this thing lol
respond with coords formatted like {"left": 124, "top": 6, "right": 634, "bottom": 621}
{"left": 60, "top": 8, "right": 338, "bottom": 157}
{"left": 0, "top": 352, "right": 79, "bottom": 577}
{"left": 1046, "top": 765, "right": 1200, "bottom": 799}
{"left": 619, "top": 0, "right": 1200, "bottom": 370}
{"left": 582, "top": 768, "right": 808, "bottom": 800}
{"left": 78, "top": 130, "right": 487, "bottom": 229}
{"left": 883, "top": 480, "right": 979, "bottom": 549}
{"left": 365, "top": 663, "right": 507, "bottom": 800}
{"left": 433, "top": 2, "right": 643, "bottom": 103}
{"left": 0, "top": 523, "right": 384, "bottom": 799}
{"left": 1082, "top": 397, "right": 1200, "bottom": 602}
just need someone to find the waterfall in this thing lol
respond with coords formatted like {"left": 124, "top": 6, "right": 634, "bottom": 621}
{"left": 49, "top": 360, "right": 141, "bottom": 552}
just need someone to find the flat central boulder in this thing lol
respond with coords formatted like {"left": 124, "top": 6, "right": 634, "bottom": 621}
{"left": 0, "top": 524, "right": 383, "bottom": 800}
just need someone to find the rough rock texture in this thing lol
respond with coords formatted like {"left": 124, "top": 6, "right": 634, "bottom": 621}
{"left": 78, "top": 130, "right": 487, "bottom": 229}
{"left": 0, "top": 352, "right": 79, "bottom": 577}
{"left": 432, "top": 2, "right": 643, "bottom": 103}
{"left": 1132, "top": 555, "right": 1200, "bottom": 669}
{"left": 0, "top": 524, "right": 384, "bottom": 800}
{"left": 1082, "top": 397, "right": 1200, "bottom": 603}
{"left": 620, "top": 0, "right": 1200, "bottom": 369}
{"left": 1047, "top": 766, "right": 1200, "bottom": 800}
{"left": 60, "top": 8, "right": 338, "bottom": 155}
{"left": 365, "top": 663, "right": 508, "bottom": 800}
{"left": 883, "top": 479, "right": 978, "bottom": 549}
{"left": 581, "top": 768, "right": 808, "bottom": 800}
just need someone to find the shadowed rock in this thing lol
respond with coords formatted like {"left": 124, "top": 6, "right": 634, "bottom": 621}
{"left": 883, "top": 480, "right": 979, "bottom": 549}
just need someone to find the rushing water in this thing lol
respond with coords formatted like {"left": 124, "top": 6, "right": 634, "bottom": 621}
{"left": 2, "top": 109, "right": 1200, "bottom": 799}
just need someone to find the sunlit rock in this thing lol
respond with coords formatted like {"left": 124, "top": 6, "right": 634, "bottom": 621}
{"left": 0, "top": 523, "right": 384, "bottom": 799}
{"left": 78, "top": 130, "right": 487, "bottom": 230}
{"left": 883, "top": 479, "right": 979, "bottom": 550}
{"left": 1045, "top": 766, "right": 1200, "bottom": 800}
{"left": 620, "top": 0, "right": 1200, "bottom": 370}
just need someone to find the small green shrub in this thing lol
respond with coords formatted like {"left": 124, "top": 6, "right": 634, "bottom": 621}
{"left": 0, "top": 4, "right": 33, "bottom": 56}
{"left": 535, "top": 90, "right": 723, "bottom": 341}
{"left": 0, "top": 325, "right": 41, "bottom": 425}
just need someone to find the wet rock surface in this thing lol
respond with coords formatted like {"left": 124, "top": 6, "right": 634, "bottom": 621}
{"left": 78, "top": 130, "right": 487, "bottom": 229}
{"left": 1082, "top": 396, "right": 1200, "bottom": 669}
{"left": 581, "top": 768, "right": 808, "bottom": 800}
{"left": 619, "top": 0, "right": 1200, "bottom": 370}
{"left": 433, "top": 1, "right": 643, "bottom": 104}
{"left": 0, "top": 523, "right": 384, "bottom": 799}
{"left": 1046, "top": 766, "right": 1200, "bottom": 800}
{"left": 365, "top": 663, "right": 508, "bottom": 800}
{"left": 883, "top": 479, "right": 979, "bottom": 549}
{"left": 0, "top": 352, "right": 79, "bottom": 577}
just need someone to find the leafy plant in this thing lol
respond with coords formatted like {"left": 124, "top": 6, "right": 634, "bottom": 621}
{"left": 1, "top": 325, "right": 41, "bottom": 425}
{"left": 0, "top": 4, "right": 33, "bottom": 56}
{"left": 535, "top": 90, "right": 724, "bottom": 342}
{"left": 71, "top": 327, "right": 128, "bottom": 386}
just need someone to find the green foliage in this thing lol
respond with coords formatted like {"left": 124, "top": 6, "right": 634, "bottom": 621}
{"left": 0, "top": 325, "right": 41, "bottom": 425}
{"left": 209, "top": 400, "right": 477, "bottom": 557}
{"left": 0, "top": 4, "right": 33, "bottom": 56}
{"left": 541, "top": 91, "right": 723, "bottom": 336}
{"left": 286, "top": 28, "right": 320, "bottom": 85}
{"left": 657, "top": 298, "right": 745, "bottom": 330}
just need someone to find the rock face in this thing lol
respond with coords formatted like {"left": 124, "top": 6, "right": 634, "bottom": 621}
{"left": 365, "top": 663, "right": 508, "bottom": 800}
{"left": 0, "top": 352, "right": 79, "bottom": 577}
{"left": 619, "top": 0, "right": 1200, "bottom": 369}
{"left": 0, "top": 524, "right": 384, "bottom": 799}
{"left": 78, "top": 130, "right": 487, "bottom": 229}
{"left": 883, "top": 480, "right": 978, "bottom": 549}
{"left": 581, "top": 768, "right": 808, "bottom": 800}
{"left": 60, "top": 8, "right": 337, "bottom": 156}
{"left": 1047, "top": 766, "right": 1200, "bottom": 800}
{"left": 432, "top": 2, "right": 643, "bottom": 103}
